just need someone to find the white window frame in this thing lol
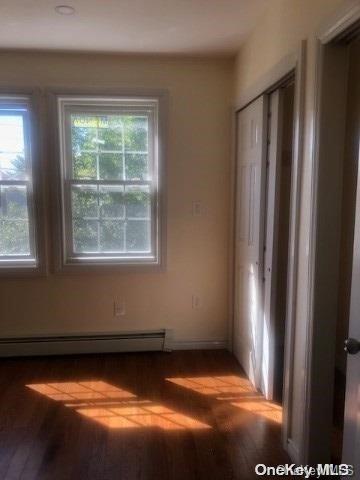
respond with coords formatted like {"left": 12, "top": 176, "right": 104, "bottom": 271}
{"left": 55, "top": 93, "right": 166, "bottom": 272}
{"left": 0, "top": 94, "right": 44, "bottom": 275}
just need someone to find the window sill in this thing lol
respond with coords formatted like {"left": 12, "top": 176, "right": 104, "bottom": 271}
{"left": 0, "top": 262, "right": 47, "bottom": 278}
{"left": 54, "top": 257, "right": 166, "bottom": 274}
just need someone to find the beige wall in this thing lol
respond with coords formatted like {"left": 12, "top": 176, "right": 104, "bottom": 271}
{"left": 234, "top": 0, "right": 348, "bottom": 103}
{"left": 0, "top": 52, "right": 233, "bottom": 344}
{"left": 234, "top": 0, "right": 349, "bottom": 461}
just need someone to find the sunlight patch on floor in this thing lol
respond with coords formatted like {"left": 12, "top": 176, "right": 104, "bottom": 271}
{"left": 167, "top": 375, "right": 253, "bottom": 399}
{"left": 166, "top": 375, "right": 282, "bottom": 424}
{"left": 231, "top": 399, "right": 282, "bottom": 424}
{"left": 26, "top": 381, "right": 210, "bottom": 431}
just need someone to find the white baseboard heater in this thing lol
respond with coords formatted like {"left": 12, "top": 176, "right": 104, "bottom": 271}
{"left": 0, "top": 329, "right": 172, "bottom": 357}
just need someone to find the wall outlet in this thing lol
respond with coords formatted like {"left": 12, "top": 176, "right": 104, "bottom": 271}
{"left": 113, "top": 300, "right": 126, "bottom": 317}
{"left": 192, "top": 295, "right": 202, "bottom": 309}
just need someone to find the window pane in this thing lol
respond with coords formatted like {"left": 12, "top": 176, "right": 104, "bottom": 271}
{"left": 71, "top": 116, "right": 97, "bottom": 151}
{"left": 98, "top": 123, "right": 122, "bottom": 151}
{"left": 0, "top": 220, "right": 30, "bottom": 255}
{"left": 99, "top": 153, "right": 123, "bottom": 180}
{"left": 124, "top": 116, "right": 148, "bottom": 152}
{"left": 72, "top": 185, "right": 98, "bottom": 218}
{"left": 71, "top": 114, "right": 149, "bottom": 181}
{"left": 0, "top": 185, "right": 30, "bottom": 256}
{"left": 0, "top": 153, "right": 27, "bottom": 180}
{"left": 125, "top": 153, "right": 149, "bottom": 180}
{"left": 73, "top": 152, "right": 97, "bottom": 179}
{"left": 100, "top": 220, "right": 125, "bottom": 252}
{"left": 1, "top": 186, "right": 29, "bottom": 219}
{"left": 0, "top": 115, "right": 27, "bottom": 180}
{"left": 73, "top": 219, "right": 98, "bottom": 253}
{"left": 100, "top": 186, "right": 124, "bottom": 219}
{"left": 125, "top": 185, "right": 151, "bottom": 219}
{"left": 126, "top": 220, "right": 151, "bottom": 252}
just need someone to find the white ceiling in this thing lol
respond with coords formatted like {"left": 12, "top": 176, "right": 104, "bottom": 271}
{"left": 0, "top": 0, "right": 269, "bottom": 56}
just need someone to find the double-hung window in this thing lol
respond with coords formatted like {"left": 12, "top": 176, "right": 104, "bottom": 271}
{"left": 57, "top": 95, "right": 164, "bottom": 269}
{"left": 0, "top": 97, "right": 39, "bottom": 271}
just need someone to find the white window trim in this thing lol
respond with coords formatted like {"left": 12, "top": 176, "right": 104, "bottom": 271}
{"left": 0, "top": 91, "right": 45, "bottom": 276}
{"left": 51, "top": 89, "right": 167, "bottom": 273}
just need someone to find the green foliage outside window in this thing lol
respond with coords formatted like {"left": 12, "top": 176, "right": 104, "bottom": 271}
{"left": 70, "top": 114, "right": 151, "bottom": 253}
{"left": 0, "top": 184, "right": 30, "bottom": 255}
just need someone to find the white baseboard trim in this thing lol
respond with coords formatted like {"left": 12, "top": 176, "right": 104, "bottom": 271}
{"left": 170, "top": 340, "right": 228, "bottom": 350}
{"left": 0, "top": 330, "right": 167, "bottom": 357}
{"left": 0, "top": 331, "right": 228, "bottom": 357}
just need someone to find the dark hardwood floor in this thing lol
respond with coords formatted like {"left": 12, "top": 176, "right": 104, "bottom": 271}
{"left": 0, "top": 350, "right": 288, "bottom": 479}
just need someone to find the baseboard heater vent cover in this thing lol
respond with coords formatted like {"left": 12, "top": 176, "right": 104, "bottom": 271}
{"left": 0, "top": 330, "right": 171, "bottom": 357}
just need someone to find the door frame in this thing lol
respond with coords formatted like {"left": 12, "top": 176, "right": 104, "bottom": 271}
{"left": 303, "top": 1, "right": 360, "bottom": 464}
{"left": 231, "top": 41, "right": 306, "bottom": 460}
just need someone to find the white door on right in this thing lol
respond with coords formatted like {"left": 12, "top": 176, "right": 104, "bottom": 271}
{"left": 342, "top": 37, "right": 360, "bottom": 478}
{"left": 342, "top": 152, "right": 360, "bottom": 476}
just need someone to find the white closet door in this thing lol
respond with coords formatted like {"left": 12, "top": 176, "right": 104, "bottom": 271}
{"left": 234, "top": 96, "right": 267, "bottom": 389}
